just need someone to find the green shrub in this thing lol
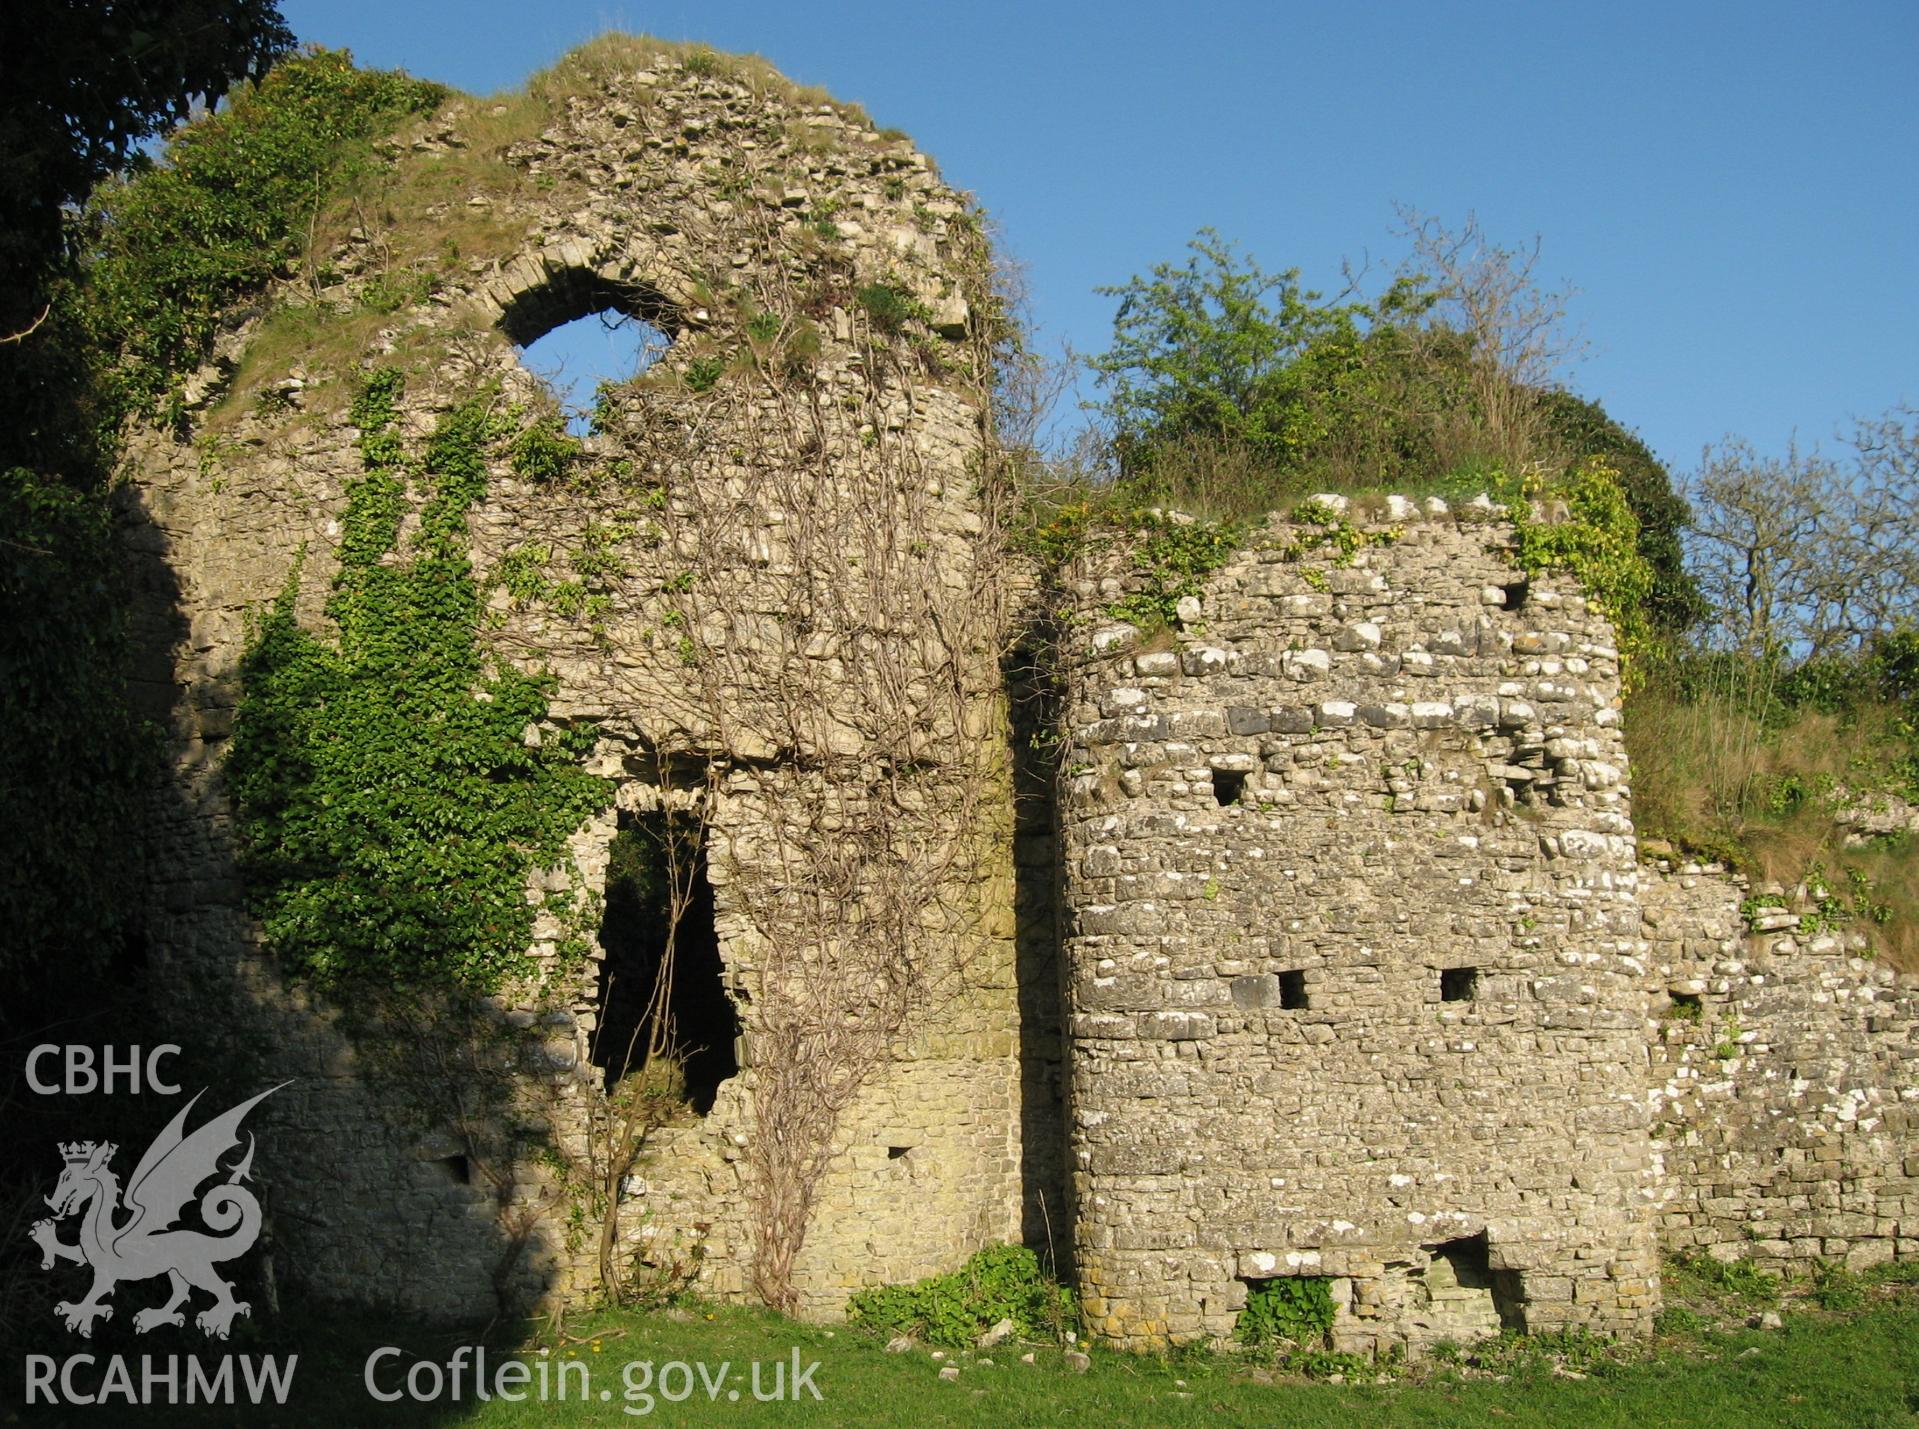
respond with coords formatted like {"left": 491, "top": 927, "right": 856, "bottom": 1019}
{"left": 1511, "top": 457, "right": 1657, "bottom": 687}
{"left": 1234, "top": 1276, "right": 1335, "bottom": 1349}
{"left": 854, "top": 283, "right": 919, "bottom": 335}
{"left": 1654, "top": 1305, "right": 1712, "bottom": 1334}
{"left": 1534, "top": 389, "right": 1702, "bottom": 635}
{"left": 1107, "top": 513, "right": 1241, "bottom": 628}
{"left": 1864, "top": 1259, "right": 1919, "bottom": 1286}
{"left": 683, "top": 356, "right": 725, "bottom": 393}
{"left": 1667, "top": 1252, "right": 1780, "bottom": 1305}
{"left": 847, "top": 1244, "right": 1076, "bottom": 1349}
{"left": 80, "top": 48, "right": 446, "bottom": 419}
{"left": 510, "top": 415, "right": 583, "bottom": 483}
{"left": 1813, "top": 1262, "right": 1867, "bottom": 1312}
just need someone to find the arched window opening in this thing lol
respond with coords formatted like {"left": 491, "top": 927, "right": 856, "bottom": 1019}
{"left": 502, "top": 269, "right": 677, "bottom": 436}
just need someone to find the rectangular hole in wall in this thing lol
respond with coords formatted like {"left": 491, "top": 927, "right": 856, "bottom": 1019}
{"left": 887, "top": 1145, "right": 913, "bottom": 1160}
{"left": 1236, "top": 1275, "right": 1336, "bottom": 1351}
{"left": 1425, "top": 1232, "right": 1526, "bottom": 1333}
{"left": 595, "top": 806, "right": 740, "bottom": 1112}
{"left": 430, "top": 1153, "right": 471, "bottom": 1187}
{"left": 1667, "top": 991, "right": 1703, "bottom": 1021}
{"left": 1501, "top": 579, "right": 1530, "bottom": 611}
{"left": 1279, "top": 969, "right": 1308, "bottom": 1010}
{"left": 1440, "top": 966, "right": 1479, "bottom": 1002}
{"left": 1213, "top": 769, "right": 1248, "bottom": 806}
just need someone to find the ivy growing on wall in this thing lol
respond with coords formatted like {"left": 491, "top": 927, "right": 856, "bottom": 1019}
{"left": 1511, "top": 458, "right": 1657, "bottom": 688}
{"left": 1106, "top": 513, "right": 1242, "bottom": 629}
{"left": 227, "top": 368, "right": 609, "bottom": 989}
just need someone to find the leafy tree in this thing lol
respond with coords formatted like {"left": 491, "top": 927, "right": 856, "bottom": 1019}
{"left": 1087, "top": 222, "right": 1703, "bottom": 641}
{"left": 1086, "top": 228, "right": 1397, "bottom": 470}
{"left": 80, "top": 48, "right": 447, "bottom": 419}
{"left": 0, "top": 3, "right": 298, "bottom": 1032}
{"left": 1392, "top": 206, "right": 1582, "bottom": 473}
{"left": 0, "top": 0, "right": 293, "bottom": 335}
{"left": 1536, "top": 390, "right": 1702, "bottom": 635}
{"left": 0, "top": 41, "right": 451, "bottom": 1029}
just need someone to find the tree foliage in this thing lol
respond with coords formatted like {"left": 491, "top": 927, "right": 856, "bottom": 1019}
{"left": 1086, "top": 227, "right": 1441, "bottom": 478}
{"left": 0, "top": 0, "right": 293, "bottom": 332}
{"left": 1536, "top": 389, "right": 1701, "bottom": 635}
{"left": 0, "top": 44, "right": 464, "bottom": 1027}
{"left": 80, "top": 47, "right": 446, "bottom": 421}
{"left": 0, "top": 4, "right": 324, "bottom": 1030}
{"left": 1085, "top": 222, "right": 1703, "bottom": 637}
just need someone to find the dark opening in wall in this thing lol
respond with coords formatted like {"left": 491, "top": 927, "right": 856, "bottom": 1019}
{"left": 429, "top": 1153, "right": 471, "bottom": 1187}
{"left": 594, "top": 807, "right": 739, "bottom": 1112}
{"left": 887, "top": 1145, "right": 913, "bottom": 1161}
{"left": 503, "top": 268, "right": 678, "bottom": 435}
{"left": 1213, "top": 769, "right": 1248, "bottom": 806}
{"left": 1003, "top": 631, "right": 1070, "bottom": 1253}
{"left": 1501, "top": 579, "right": 1530, "bottom": 612}
{"left": 1440, "top": 966, "right": 1479, "bottom": 1002}
{"left": 1668, "top": 990, "right": 1703, "bottom": 1020}
{"left": 1278, "top": 969, "right": 1309, "bottom": 1010}
{"left": 1425, "top": 1232, "right": 1526, "bottom": 1331}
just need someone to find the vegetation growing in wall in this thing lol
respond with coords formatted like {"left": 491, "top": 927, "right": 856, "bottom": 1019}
{"left": 1235, "top": 1276, "right": 1337, "bottom": 1350}
{"left": 1105, "top": 514, "right": 1242, "bottom": 628}
{"left": 1509, "top": 457, "right": 1657, "bottom": 685}
{"left": 1077, "top": 223, "right": 1697, "bottom": 607}
{"left": 80, "top": 48, "right": 446, "bottom": 425}
{"left": 848, "top": 1245, "right": 1078, "bottom": 1348}
{"left": 227, "top": 368, "right": 609, "bottom": 989}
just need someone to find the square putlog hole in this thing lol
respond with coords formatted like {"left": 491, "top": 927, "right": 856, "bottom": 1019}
{"left": 1667, "top": 991, "right": 1703, "bottom": 1020}
{"left": 1213, "top": 769, "right": 1249, "bottom": 806}
{"left": 1440, "top": 966, "right": 1479, "bottom": 1002}
{"left": 1278, "top": 969, "right": 1309, "bottom": 1010}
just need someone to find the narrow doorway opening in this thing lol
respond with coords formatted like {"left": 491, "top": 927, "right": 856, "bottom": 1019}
{"left": 593, "top": 808, "right": 738, "bottom": 1112}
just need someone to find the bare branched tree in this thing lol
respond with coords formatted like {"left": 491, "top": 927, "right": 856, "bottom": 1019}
{"left": 1393, "top": 205, "right": 1586, "bottom": 471}
{"left": 1688, "top": 411, "right": 1919, "bottom": 660}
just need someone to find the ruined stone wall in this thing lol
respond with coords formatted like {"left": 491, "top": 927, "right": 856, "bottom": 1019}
{"left": 1643, "top": 862, "right": 1919, "bottom": 1272}
{"left": 123, "top": 45, "right": 1034, "bottom": 1320}
{"left": 1055, "top": 499, "right": 1662, "bottom": 1353}
{"left": 117, "top": 37, "right": 1919, "bottom": 1351}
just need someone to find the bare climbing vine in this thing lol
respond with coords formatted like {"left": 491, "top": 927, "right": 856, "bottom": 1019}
{"left": 499, "top": 131, "right": 1018, "bottom": 1307}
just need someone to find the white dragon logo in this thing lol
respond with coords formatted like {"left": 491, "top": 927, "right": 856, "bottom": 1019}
{"left": 29, "top": 1084, "right": 285, "bottom": 1339}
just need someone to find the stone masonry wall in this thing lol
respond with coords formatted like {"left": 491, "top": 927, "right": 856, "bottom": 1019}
{"left": 1056, "top": 498, "right": 1662, "bottom": 1353}
{"left": 122, "top": 47, "right": 1028, "bottom": 1320}
{"left": 1643, "top": 862, "right": 1919, "bottom": 1272}
{"left": 116, "top": 38, "right": 1918, "bottom": 1349}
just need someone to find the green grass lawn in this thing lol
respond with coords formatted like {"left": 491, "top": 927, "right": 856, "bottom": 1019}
{"left": 12, "top": 1273, "right": 1919, "bottom": 1426}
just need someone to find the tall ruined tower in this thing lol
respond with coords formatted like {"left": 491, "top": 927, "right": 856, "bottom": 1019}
{"left": 1054, "top": 502, "right": 1662, "bottom": 1351}
{"left": 124, "top": 40, "right": 1055, "bottom": 1318}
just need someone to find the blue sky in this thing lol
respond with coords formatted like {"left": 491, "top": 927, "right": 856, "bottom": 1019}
{"left": 281, "top": 0, "right": 1916, "bottom": 473}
